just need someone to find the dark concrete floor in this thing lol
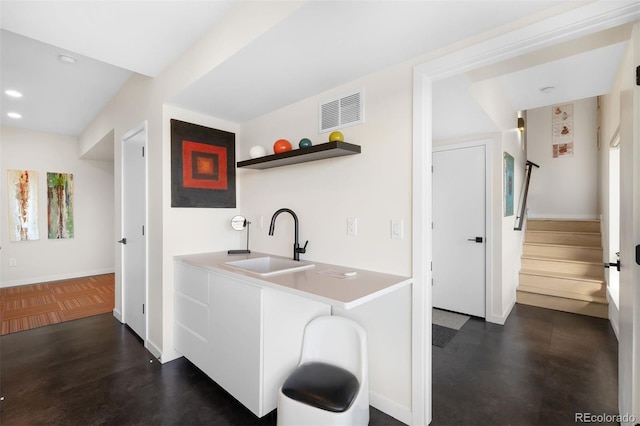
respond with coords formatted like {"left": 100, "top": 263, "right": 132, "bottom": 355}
{"left": 432, "top": 304, "right": 619, "bottom": 426}
{"left": 0, "top": 304, "right": 618, "bottom": 425}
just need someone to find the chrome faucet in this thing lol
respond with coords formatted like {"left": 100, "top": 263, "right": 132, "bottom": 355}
{"left": 268, "top": 208, "right": 308, "bottom": 261}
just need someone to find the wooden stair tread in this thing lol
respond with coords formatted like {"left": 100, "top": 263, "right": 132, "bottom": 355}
{"left": 523, "top": 242, "right": 601, "bottom": 250}
{"left": 517, "top": 285, "right": 607, "bottom": 304}
{"left": 519, "top": 219, "right": 606, "bottom": 318}
{"left": 521, "top": 255, "right": 603, "bottom": 266}
{"left": 519, "top": 269, "right": 605, "bottom": 283}
{"left": 526, "top": 230, "right": 600, "bottom": 236}
{"left": 516, "top": 291, "right": 608, "bottom": 319}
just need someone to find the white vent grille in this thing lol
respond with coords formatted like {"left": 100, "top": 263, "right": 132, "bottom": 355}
{"left": 319, "top": 89, "right": 364, "bottom": 133}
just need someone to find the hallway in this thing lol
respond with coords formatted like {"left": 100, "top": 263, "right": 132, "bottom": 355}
{"left": 0, "top": 304, "right": 618, "bottom": 425}
{"left": 432, "top": 304, "right": 618, "bottom": 425}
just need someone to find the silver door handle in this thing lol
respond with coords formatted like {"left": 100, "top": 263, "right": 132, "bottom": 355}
{"left": 467, "top": 237, "right": 483, "bottom": 243}
{"left": 118, "top": 238, "right": 127, "bottom": 244}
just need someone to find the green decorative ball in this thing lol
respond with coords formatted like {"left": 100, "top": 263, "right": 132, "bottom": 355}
{"left": 299, "top": 138, "right": 313, "bottom": 148}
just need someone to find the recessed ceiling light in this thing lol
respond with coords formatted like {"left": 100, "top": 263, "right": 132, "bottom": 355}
{"left": 540, "top": 86, "right": 555, "bottom": 94}
{"left": 58, "top": 54, "right": 78, "bottom": 64}
{"left": 7, "top": 112, "right": 22, "bottom": 119}
{"left": 5, "top": 90, "right": 23, "bottom": 98}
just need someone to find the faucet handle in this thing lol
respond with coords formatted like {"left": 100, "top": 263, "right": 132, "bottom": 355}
{"left": 297, "top": 240, "right": 309, "bottom": 254}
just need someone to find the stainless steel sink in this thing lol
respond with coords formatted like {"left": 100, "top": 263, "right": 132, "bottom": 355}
{"left": 224, "top": 256, "right": 315, "bottom": 277}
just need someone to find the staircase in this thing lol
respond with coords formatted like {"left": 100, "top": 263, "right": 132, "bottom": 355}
{"left": 516, "top": 219, "right": 607, "bottom": 318}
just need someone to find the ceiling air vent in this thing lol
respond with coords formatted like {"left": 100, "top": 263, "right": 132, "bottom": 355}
{"left": 319, "top": 89, "right": 364, "bottom": 133}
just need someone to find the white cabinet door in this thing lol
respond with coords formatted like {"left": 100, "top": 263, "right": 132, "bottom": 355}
{"left": 174, "top": 263, "right": 209, "bottom": 368}
{"left": 262, "top": 288, "right": 331, "bottom": 413}
{"left": 208, "top": 272, "right": 263, "bottom": 415}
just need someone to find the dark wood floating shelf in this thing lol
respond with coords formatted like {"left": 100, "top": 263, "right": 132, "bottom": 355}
{"left": 237, "top": 141, "right": 361, "bottom": 170}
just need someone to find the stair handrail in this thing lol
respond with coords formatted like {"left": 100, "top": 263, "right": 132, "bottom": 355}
{"left": 514, "top": 160, "right": 540, "bottom": 231}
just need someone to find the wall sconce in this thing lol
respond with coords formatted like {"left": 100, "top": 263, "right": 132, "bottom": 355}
{"left": 518, "top": 117, "right": 525, "bottom": 133}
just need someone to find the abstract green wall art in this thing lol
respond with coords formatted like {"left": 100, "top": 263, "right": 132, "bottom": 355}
{"left": 7, "top": 170, "right": 40, "bottom": 241}
{"left": 503, "top": 152, "right": 514, "bottom": 217}
{"left": 47, "top": 172, "right": 74, "bottom": 239}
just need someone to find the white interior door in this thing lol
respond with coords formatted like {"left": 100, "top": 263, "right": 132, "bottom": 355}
{"left": 121, "top": 125, "right": 147, "bottom": 341}
{"left": 607, "top": 142, "right": 620, "bottom": 308}
{"left": 433, "top": 144, "right": 486, "bottom": 317}
{"left": 617, "top": 73, "right": 639, "bottom": 424}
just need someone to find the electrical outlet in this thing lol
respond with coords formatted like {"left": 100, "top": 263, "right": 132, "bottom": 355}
{"left": 347, "top": 217, "right": 358, "bottom": 236}
{"left": 9, "top": 258, "right": 17, "bottom": 267}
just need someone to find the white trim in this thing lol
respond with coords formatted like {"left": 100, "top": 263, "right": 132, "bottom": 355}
{"left": 160, "top": 348, "right": 182, "bottom": 364}
{"left": 488, "top": 295, "right": 516, "bottom": 326}
{"left": 412, "top": 3, "right": 637, "bottom": 424}
{"left": 433, "top": 139, "right": 492, "bottom": 322}
{"left": 411, "top": 70, "right": 431, "bottom": 426}
{"left": 370, "top": 391, "right": 412, "bottom": 425}
{"left": 418, "top": 1, "right": 639, "bottom": 81}
{"left": 607, "top": 288, "right": 620, "bottom": 339}
{"left": 121, "top": 121, "right": 150, "bottom": 347}
{"left": 113, "top": 308, "right": 123, "bottom": 323}
{"left": 0, "top": 268, "right": 115, "bottom": 288}
{"left": 146, "top": 339, "right": 163, "bottom": 359}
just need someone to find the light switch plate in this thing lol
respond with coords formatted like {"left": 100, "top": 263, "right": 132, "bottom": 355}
{"left": 347, "top": 217, "right": 358, "bottom": 236}
{"left": 391, "top": 219, "right": 403, "bottom": 239}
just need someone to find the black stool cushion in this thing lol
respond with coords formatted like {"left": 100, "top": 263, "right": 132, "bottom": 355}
{"left": 282, "top": 362, "right": 360, "bottom": 413}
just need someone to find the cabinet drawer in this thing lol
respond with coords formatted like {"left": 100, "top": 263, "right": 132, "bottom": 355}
{"left": 175, "top": 263, "right": 209, "bottom": 303}
{"left": 175, "top": 322, "right": 208, "bottom": 368}
{"left": 175, "top": 292, "right": 208, "bottom": 339}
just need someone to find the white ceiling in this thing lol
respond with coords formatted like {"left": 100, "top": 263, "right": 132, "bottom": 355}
{"left": 0, "top": 1, "right": 635, "bottom": 144}
{"left": 0, "top": 0, "right": 234, "bottom": 136}
{"left": 168, "top": 0, "right": 564, "bottom": 122}
{"left": 0, "top": 1, "right": 234, "bottom": 77}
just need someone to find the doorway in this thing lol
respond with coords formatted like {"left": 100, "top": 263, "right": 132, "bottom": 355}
{"left": 121, "top": 123, "right": 148, "bottom": 342}
{"left": 432, "top": 143, "right": 488, "bottom": 318}
{"left": 607, "top": 131, "right": 620, "bottom": 310}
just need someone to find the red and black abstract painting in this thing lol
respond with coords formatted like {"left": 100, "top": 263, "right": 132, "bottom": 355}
{"left": 171, "top": 119, "right": 236, "bottom": 208}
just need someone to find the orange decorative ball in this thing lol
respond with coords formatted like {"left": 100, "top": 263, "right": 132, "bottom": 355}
{"left": 273, "top": 139, "right": 292, "bottom": 154}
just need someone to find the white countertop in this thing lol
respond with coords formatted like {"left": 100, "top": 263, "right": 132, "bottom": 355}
{"left": 175, "top": 251, "right": 412, "bottom": 310}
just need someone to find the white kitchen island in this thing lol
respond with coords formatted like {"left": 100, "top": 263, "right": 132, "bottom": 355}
{"left": 173, "top": 251, "right": 411, "bottom": 418}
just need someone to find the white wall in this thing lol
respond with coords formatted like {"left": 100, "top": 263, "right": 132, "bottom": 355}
{"left": 527, "top": 97, "right": 599, "bottom": 219}
{"left": 501, "top": 129, "right": 526, "bottom": 316}
{"left": 238, "top": 63, "right": 413, "bottom": 422}
{"left": 433, "top": 67, "right": 526, "bottom": 325}
{"left": 79, "top": 3, "right": 303, "bottom": 354}
{"left": 599, "top": 27, "right": 636, "bottom": 335}
{"left": 160, "top": 104, "right": 242, "bottom": 360}
{"left": 0, "top": 127, "right": 114, "bottom": 287}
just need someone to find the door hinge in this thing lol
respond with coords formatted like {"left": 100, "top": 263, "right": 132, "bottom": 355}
{"left": 142, "top": 146, "right": 145, "bottom": 157}
{"left": 142, "top": 304, "right": 145, "bottom": 314}
{"left": 142, "top": 225, "right": 145, "bottom": 236}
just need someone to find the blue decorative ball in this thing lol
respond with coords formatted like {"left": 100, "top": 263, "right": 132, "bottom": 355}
{"left": 299, "top": 138, "right": 313, "bottom": 149}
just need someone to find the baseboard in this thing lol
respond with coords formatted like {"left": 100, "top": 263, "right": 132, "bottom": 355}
{"left": 146, "top": 339, "right": 162, "bottom": 359}
{"left": 159, "top": 348, "right": 182, "bottom": 364}
{"left": 607, "top": 289, "right": 620, "bottom": 340}
{"left": 527, "top": 213, "right": 599, "bottom": 220}
{"left": 1, "top": 268, "right": 115, "bottom": 288}
{"left": 486, "top": 295, "right": 516, "bottom": 325}
{"left": 369, "top": 391, "right": 411, "bottom": 425}
{"left": 113, "top": 309, "right": 123, "bottom": 322}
